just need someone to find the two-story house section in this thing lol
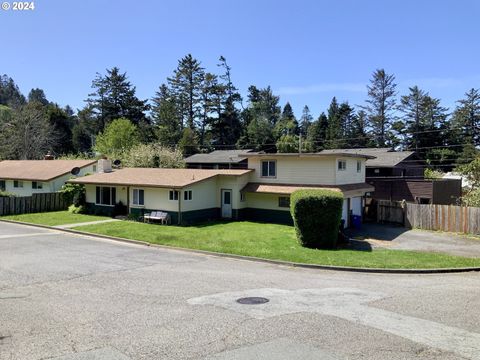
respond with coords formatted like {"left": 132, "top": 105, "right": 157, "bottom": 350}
{"left": 238, "top": 152, "right": 375, "bottom": 227}
{"left": 0, "top": 159, "right": 96, "bottom": 196}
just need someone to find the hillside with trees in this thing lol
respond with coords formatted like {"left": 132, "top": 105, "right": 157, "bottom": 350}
{"left": 0, "top": 55, "right": 479, "bottom": 173}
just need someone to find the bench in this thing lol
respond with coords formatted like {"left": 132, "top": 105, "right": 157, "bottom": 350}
{"left": 143, "top": 211, "right": 170, "bottom": 224}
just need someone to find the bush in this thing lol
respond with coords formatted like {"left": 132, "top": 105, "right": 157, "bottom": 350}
{"left": 290, "top": 189, "right": 344, "bottom": 249}
{"left": 68, "top": 204, "right": 86, "bottom": 214}
{"left": 112, "top": 201, "right": 128, "bottom": 217}
{"left": 60, "top": 183, "right": 86, "bottom": 206}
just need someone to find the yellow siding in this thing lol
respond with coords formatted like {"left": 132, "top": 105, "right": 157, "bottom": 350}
{"left": 180, "top": 179, "right": 217, "bottom": 212}
{"left": 85, "top": 184, "right": 128, "bottom": 206}
{"left": 335, "top": 158, "right": 366, "bottom": 185}
{"left": 248, "top": 157, "right": 336, "bottom": 185}
{"left": 245, "top": 193, "right": 291, "bottom": 212}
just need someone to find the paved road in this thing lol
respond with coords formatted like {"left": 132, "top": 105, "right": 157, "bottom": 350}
{"left": 1, "top": 222, "right": 480, "bottom": 360}
{"left": 350, "top": 223, "right": 480, "bottom": 258}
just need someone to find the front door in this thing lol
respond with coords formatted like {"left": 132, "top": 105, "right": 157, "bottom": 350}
{"left": 221, "top": 189, "right": 232, "bottom": 218}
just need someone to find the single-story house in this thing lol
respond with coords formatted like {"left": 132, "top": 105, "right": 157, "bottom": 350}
{"left": 184, "top": 149, "right": 255, "bottom": 169}
{"left": 70, "top": 151, "right": 374, "bottom": 227}
{"left": 0, "top": 159, "right": 96, "bottom": 196}
{"left": 322, "top": 148, "right": 461, "bottom": 205}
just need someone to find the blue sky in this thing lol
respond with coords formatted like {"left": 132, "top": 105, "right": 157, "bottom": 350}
{"left": 1, "top": 0, "right": 479, "bottom": 118}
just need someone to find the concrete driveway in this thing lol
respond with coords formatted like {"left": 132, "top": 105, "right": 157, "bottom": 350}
{"left": 349, "top": 223, "right": 480, "bottom": 258}
{"left": 1, "top": 221, "right": 480, "bottom": 360}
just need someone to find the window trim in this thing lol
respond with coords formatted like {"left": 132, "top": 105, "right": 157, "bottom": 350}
{"left": 132, "top": 188, "right": 145, "bottom": 206}
{"left": 169, "top": 190, "right": 179, "bottom": 201}
{"left": 337, "top": 159, "right": 347, "bottom": 171}
{"left": 95, "top": 186, "right": 116, "bottom": 206}
{"left": 356, "top": 160, "right": 362, "bottom": 173}
{"left": 261, "top": 160, "right": 277, "bottom": 178}
{"left": 183, "top": 190, "right": 193, "bottom": 201}
{"left": 32, "top": 181, "right": 43, "bottom": 190}
{"left": 13, "top": 180, "right": 24, "bottom": 188}
{"left": 278, "top": 196, "right": 290, "bottom": 208}
{"left": 240, "top": 192, "right": 246, "bottom": 202}
{"left": 0, "top": 179, "right": 5, "bottom": 191}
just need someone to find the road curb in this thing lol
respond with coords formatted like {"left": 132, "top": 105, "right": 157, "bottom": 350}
{"left": 2, "top": 219, "right": 480, "bottom": 274}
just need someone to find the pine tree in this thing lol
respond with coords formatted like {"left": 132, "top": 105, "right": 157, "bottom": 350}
{"left": 0, "top": 74, "right": 26, "bottom": 108}
{"left": 452, "top": 88, "right": 480, "bottom": 146}
{"left": 306, "top": 112, "right": 328, "bottom": 151}
{"left": 299, "top": 105, "right": 313, "bottom": 137}
{"left": 210, "top": 56, "right": 242, "bottom": 147}
{"left": 151, "top": 84, "right": 183, "bottom": 147}
{"left": 86, "top": 67, "right": 150, "bottom": 130}
{"left": 362, "top": 69, "right": 397, "bottom": 147}
{"left": 325, "top": 97, "right": 342, "bottom": 148}
{"left": 167, "top": 54, "right": 205, "bottom": 130}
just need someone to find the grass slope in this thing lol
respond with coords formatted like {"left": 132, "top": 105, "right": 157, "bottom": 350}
{"left": 73, "top": 220, "right": 480, "bottom": 269}
{"left": 1, "top": 211, "right": 109, "bottom": 226}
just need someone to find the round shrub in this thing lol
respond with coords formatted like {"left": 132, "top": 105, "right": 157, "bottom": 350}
{"left": 290, "top": 189, "right": 344, "bottom": 249}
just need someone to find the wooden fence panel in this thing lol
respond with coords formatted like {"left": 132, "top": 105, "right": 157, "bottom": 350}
{"left": 0, "top": 192, "right": 67, "bottom": 216}
{"left": 405, "top": 203, "right": 480, "bottom": 235}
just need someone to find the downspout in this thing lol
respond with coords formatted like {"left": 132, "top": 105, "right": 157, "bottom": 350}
{"left": 178, "top": 188, "right": 182, "bottom": 225}
{"left": 126, "top": 186, "right": 130, "bottom": 215}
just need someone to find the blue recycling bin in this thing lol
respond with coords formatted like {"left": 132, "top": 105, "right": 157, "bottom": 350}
{"left": 351, "top": 215, "right": 362, "bottom": 229}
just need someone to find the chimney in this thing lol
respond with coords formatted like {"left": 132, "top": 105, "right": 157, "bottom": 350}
{"left": 97, "top": 158, "right": 112, "bottom": 173}
{"left": 44, "top": 151, "right": 54, "bottom": 160}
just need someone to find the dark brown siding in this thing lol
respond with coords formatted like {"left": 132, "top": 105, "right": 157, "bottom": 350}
{"left": 367, "top": 179, "right": 460, "bottom": 205}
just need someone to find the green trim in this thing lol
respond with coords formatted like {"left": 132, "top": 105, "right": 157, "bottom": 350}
{"left": 86, "top": 203, "right": 114, "bottom": 217}
{"left": 129, "top": 207, "right": 179, "bottom": 224}
{"left": 181, "top": 208, "right": 220, "bottom": 224}
{"left": 240, "top": 207, "right": 293, "bottom": 225}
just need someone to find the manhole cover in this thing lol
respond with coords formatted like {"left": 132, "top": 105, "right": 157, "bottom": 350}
{"left": 236, "top": 297, "right": 269, "bottom": 305}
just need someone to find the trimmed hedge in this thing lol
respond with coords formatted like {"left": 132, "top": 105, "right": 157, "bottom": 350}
{"left": 290, "top": 189, "right": 343, "bottom": 249}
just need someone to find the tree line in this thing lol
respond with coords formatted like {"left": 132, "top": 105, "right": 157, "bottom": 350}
{"left": 0, "top": 55, "right": 479, "bottom": 170}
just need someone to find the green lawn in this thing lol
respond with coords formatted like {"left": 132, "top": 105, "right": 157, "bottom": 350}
{"left": 71, "top": 220, "right": 480, "bottom": 269}
{"left": 1, "top": 211, "right": 110, "bottom": 226}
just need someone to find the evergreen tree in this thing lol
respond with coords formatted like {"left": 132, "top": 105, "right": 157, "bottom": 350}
{"left": 86, "top": 67, "right": 149, "bottom": 130}
{"left": 325, "top": 97, "right": 342, "bottom": 148}
{"left": 28, "top": 88, "right": 49, "bottom": 106}
{"left": 452, "top": 88, "right": 480, "bottom": 146}
{"left": 362, "top": 69, "right": 397, "bottom": 147}
{"left": 210, "top": 56, "right": 242, "bottom": 147}
{"left": 306, "top": 112, "right": 328, "bottom": 151}
{"left": 151, "top": 84, "right": 183, "bottom": 147}
{"left": 349, "top": 110, "right": 371, "bottom": 148}
{"left": 178, "top": 127, "right": 199, "bottom": 156}
{"left": 299, "top": 105, "right": 312, "bottom": 137}
{"left": 46, "top": 104, "right": 74, "bottom": 155}
{"left": 167, "top": 54, "right": 205, "bottom": 130}
{"left": 0, "top": 74, "right": 25, "bottom": 107}
{"left": 274, "top": 102, "right": 298, "bottom": 139}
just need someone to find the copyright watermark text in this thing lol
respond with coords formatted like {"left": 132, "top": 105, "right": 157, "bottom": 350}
{"left": 1, "top": 2, "right": 35, "bottom": 11}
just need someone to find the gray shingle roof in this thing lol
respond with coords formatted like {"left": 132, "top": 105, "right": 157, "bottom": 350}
{"left": 320, "top": 148, "right": 416, "bottom": 167}
{"left": 184, "top": 150, "right": 254, "bottom": 164}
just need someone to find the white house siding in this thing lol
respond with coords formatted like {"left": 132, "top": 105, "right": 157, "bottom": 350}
{"left": 85, "top": 184, "right": 128, "bottom": 207}
{"left": 334, "top": 157, "right": 366, "bottom": 185}
{"left": 248, "top": 157, "right": 337, "bottom": 185}
{"left": 1, "top": 164, "right": 96, "bottom": 197}
{"left": 216, "top": 173, "right": 251, "bottom": 210}
{"left": 351, "top": 197, "right": 363, "bottom": 216}
{"left": 245, "top": 193, "right": 291, "bottom": 212}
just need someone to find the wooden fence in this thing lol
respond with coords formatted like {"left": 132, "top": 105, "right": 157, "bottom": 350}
{"left": 375, "top": 200, "right": 480, "bottom": 235}
{"left": 0, "top": 192, "right": 68, "bottom": 216}
{"left": 405, "top": 203, "right": 480, "bottom": 235}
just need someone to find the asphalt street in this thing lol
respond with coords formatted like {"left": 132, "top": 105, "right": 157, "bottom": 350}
{"left": 1, "top": 221, "right": 480, "bottom": 360}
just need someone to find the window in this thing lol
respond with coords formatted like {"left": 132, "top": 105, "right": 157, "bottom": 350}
{"left": 357, "top": 160, "right": 362, "bottom": 173}
{"left": 95, "top": 186, "right": 116, "bottom": 206}
{"left": 278, "top": 196, "right": 290, "bottom": 208}
{"left": 0, "top": 180, "right": 5, "bottom": 191}
{"left": 132, "top": 189, "right": 144, "bottom": 206}
{"left": 13, "top": 180, "right": 23, "bottom": 188}
{"left": 337, "top": 160, "right": 346, "bottom": 171}
{"left": 93, "top": 165, "right": 97, "bottom": 172}
{"left": 184, "top": 190, "right": 192, "bottom": 201}
{"left": 32, "top": 181, "right": 43, "bottom": 189}
{"left": 223, "top": 191, "right": 231, "bottom": 205}
{"left": 261, "top": 160, "right": 276, "bottom": 177}
{"left": 240, "top": 192, "right": 246, "bottom": 202}
{"left": 169, "top": 190, "right": 179, "bottom": 201}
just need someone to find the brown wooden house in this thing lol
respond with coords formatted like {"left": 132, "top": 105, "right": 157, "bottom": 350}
{"left": 322, "top": 148, "right": 462, "bottom": 205}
